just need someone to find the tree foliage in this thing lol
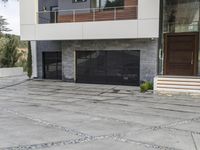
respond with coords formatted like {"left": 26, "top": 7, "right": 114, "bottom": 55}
{"left": 0, "top": 34, "right": 22, "bottom": 67}
{"left": 1, "top": 0, "right": 8, "bottom": 2}
{"left": 1, "top": 0, "right": 19, "bottom": 3}
{"left": 0, "top": 16, "right": 11, "bottom": 35}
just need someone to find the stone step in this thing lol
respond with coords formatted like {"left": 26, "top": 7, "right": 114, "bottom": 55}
{"left": 154, "top": 76, "right": 200, "bottom": 94}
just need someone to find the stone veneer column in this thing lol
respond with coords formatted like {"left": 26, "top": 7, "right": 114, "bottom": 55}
{"left": 62, "top": 42, "right": 75, "bottom": 82}
{"left": 62, "top": 39, "right": 158, "bottom": 82}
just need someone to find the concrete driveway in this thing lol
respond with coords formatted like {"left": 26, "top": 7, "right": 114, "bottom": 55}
{"left": 0, "top": 76, "right": 200, "bottom": 150}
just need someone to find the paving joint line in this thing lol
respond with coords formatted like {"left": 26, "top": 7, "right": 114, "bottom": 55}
{"left": 0, "top": 137, "right": 97, "bottom": 150}
{"left": 0, "top": 133, "right": 180, "bottom": 150}
{"left": 0, "top": 134, "right": 120, "bottom": 150}
{"left": 0, "top": 107, "right": 90, "bottom": 138}
{"left": 134, "top": 116, "right": 200, "bottom": 134}
{"left": 114, "top": 136, "right": 181, "bottom": 150}
{"left": 167, "top": 127, "right": 200, "bottom": 135}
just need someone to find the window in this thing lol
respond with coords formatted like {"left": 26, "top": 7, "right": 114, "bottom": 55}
{"left": 91, "top": 0, "right": 124, "bottom": 8}
{"left": 163, "top": 0, "right": 200, "bottom": 33}
{"left": 73, "top": 0, "right": 87, "bottom": 3}
{"left": 101, "top": 0, "right": 124, "bottom": 8}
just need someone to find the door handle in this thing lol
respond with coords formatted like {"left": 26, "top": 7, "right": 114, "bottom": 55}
{"left": 191, "top": 52, "right": 194, "bottom": 65}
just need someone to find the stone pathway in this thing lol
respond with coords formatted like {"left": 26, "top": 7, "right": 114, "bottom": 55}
{"left": 0, "top": 76, "right": 199, "bottom": 150}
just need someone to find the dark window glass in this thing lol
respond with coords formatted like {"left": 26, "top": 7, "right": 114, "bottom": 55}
{"left": 102, "top": 0, "right": 124, "bottom": 8}
{"left": 43, "top": 52, "right": 62, "bottom": 80}
{"left": 73, "top": 0, "right": 87, "bottom": 3}
{"left": 91, "top": 0, "right": 124, "bottom": 8}
{"left": 50, "top": 6, "right": 59, "bottom": 23}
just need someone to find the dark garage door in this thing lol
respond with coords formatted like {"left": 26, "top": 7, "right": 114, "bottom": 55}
{"left": 43, "top": 52, "right": 62, "bottom": 80}
{"left": 76, "top": 51, "right": 140, "bottom": 86}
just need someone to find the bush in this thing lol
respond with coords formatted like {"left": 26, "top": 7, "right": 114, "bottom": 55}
{"left": 27, "top": 41, "right": 32, "bottom": 79}
{"left": 140, "top": 81, "right": 153, "bottom": 93}
{"left": 0, "top": 35, "right": 22, "bottom": 67}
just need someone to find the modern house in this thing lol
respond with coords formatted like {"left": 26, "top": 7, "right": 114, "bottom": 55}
{"left": 20, "top": 0, "right": 200, "bottom": 92}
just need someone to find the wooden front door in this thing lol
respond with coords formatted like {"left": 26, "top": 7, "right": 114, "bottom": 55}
{"left": 164, "top": 32, "right": 199, "bottom": 76}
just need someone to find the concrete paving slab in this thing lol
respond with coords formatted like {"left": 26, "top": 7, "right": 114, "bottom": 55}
{"left": 0, "top": 76, "right": 199, "bottom": 150}
{"left": 126, "top": 128, "right": 197, "bottom": 150}
{"left": 0, "top": 111, "right": 81, "bottom": 148}
{"left": 172, "top": 121, "right": 200, "bottom": 133}
{"left": 192, "top": 134, "right": 200, "bottom": 150}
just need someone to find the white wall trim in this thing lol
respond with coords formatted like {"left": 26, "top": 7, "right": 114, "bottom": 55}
{"left": 31, "top": 41, "right": 38, "bottom": 78}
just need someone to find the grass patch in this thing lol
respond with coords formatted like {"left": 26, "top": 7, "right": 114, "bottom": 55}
{"left": 140, "top": 81, "right": 153, "bottom": 93}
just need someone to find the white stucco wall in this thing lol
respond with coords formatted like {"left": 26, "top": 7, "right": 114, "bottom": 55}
{"left": 20, "top": 0, "right": 160, "bottom": 41}
{"left": 138, "top": 0, "right": 160, "bottom": 19}
{"left": 0, "top": 67, "right": 25, "bottom": 78}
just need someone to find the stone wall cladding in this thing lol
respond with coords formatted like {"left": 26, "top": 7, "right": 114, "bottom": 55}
{"left": 39, "top": 0, "right": 58, "bottom": 11}
{"left": 36, "top": 41, "right": 61, "bottom": 79}
{"left": 62, "top": 39, "right": 158, "bottom": 83}
{"left": 38, "top": 0, "right": 59, "bottom": 23}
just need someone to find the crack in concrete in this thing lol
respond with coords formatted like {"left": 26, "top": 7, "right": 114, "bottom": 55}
{"left": 191, "top": 133, "right": 198, "bottom": 150}
{"left": 120, "top": 98, "right": 200, "bottom": 109}
{"left": 0, "top": 94, "right": 190, "bottom": 123}
{"left": 149, "top": 107, "right": 200, "bottom": 114}
{"left": 0, "top": 80, "right": 28, "bottom": 90}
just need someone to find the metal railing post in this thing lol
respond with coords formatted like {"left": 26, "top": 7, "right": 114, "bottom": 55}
{"left": 136, "top": 6, "right": 138, "bottom": 19}
{"left": 73, "top": 10, "right": 76, "bottom": 22}
{"left": 114, "top": 7, "right": 117, "bottom": 20}
{"left": 93, "top": 8, "right": 95, "bottom": 21}
{"left": 54, "top": 11, "right": 57, "bottom": 23}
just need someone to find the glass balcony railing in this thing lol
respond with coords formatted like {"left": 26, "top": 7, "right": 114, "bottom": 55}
{"left": 37, "top": 5, "right": 138, "bottom": 24}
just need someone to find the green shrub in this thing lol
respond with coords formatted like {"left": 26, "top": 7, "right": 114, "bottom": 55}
{"left": 0, "top": 35, "right": 22, "bottom": 67}
{"left": 140, "top": 81, "right": 153, "bottom": 93}
{"left": 27, "top": 41, "right": 32, "bottom": 79}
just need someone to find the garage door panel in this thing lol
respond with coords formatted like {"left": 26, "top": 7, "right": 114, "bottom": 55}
{"left": 76, "top": 50, "right": 140, "bottom": 86}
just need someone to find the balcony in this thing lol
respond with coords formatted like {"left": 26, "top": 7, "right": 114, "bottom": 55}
{"left": 37, "top": 5, "right": 138, "bottom": 24}
{"left": 20, "top": 0, "right": 160, "bottom": 41}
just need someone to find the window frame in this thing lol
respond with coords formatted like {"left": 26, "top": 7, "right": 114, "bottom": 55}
{"left": 73, "top": 0, "right": 87, "bottom": 3}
